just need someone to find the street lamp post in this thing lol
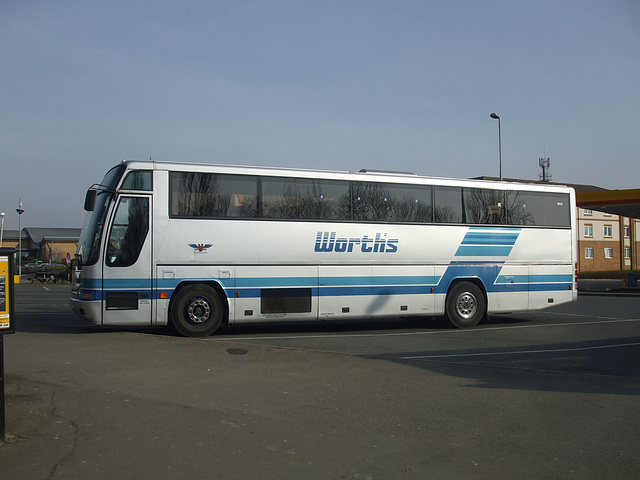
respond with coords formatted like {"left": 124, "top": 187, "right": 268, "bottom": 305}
{"left": 0, "top": 212, "right": 4, "bottom": 246}
{"left": 490, "top": 113, "right": 502, "bottom": 181}
{"left": 16, "top": 200, "right": 24, "bottom": 278}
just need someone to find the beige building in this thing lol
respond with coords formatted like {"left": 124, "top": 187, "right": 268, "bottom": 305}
{"left": 577, "top": 208, "right": 639, "bottom": 272}
{"left": 0, "top": 228, "right": 81, "bottom": 264}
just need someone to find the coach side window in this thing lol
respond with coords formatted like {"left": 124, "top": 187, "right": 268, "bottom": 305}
{"left": 506, "top": 191, "right": 571, "bottom": 227}
{"left": 463, "top": 188, "right": 504, "bottom": 225}
{"left": 261, "top": 177, "right": 350, "bottom": 221}
{"left": 434, "top": 187, "right": 463, "bottom": 223}
{"left": 170, "top": 172, "right": 258, "bottom": 218}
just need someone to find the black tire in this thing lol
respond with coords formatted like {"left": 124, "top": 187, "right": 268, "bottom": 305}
{"left": 170, "top": 284, "right": 224, "bottom": 337}
{"left": 445, "top": 281, "right": 486, "bottom": 328}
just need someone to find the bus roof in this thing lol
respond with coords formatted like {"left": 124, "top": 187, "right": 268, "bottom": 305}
{"left": 119, "top": 160, "right": 574, "bottom": 193}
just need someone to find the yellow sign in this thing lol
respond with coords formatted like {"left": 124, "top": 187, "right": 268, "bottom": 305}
{"left": 0, "top": 254, "right": 13, "bottom": 333}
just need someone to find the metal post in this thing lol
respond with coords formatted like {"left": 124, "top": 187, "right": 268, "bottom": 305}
{"left": 490, "top": 113, "right": 502, "bottom": 181}
{"left": 16, "top": 200, "right": 24, "bottom": 278}
{"left": 1, "top": 335, "right": 5, "bottom": 441}
{"left": 0, "top": 247, "right": 16, "bottom": 441}
{"left": 0, "top": 213, "right": 5, "bottom": 246}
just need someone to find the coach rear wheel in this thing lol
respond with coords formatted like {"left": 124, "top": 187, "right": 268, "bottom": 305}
{"left": 446, "top": 281, "right": 486, "bottom": 328}
{"left": 170, "top": 285, "right": 224, "bottom": 337}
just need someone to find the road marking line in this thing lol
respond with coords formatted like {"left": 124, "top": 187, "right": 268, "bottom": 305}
{"left": 217, "top": 318, "right": 640, "bottom": 342}
{"left": 401, "top": 342, "right": 640, "bottom": 360}
{"left": 544, "top": 312, "right": 591, "bottom": 318}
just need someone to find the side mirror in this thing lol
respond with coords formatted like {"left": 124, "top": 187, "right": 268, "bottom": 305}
{"left": 84, "top": 189, "right": 97, "bottom": 211}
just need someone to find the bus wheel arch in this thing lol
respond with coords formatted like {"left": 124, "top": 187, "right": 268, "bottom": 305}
{"left": 445, "top": 279, "right": 487, "bottom": 329}
{"left": 169, "top": 282, "right": 228, "bottom": 337}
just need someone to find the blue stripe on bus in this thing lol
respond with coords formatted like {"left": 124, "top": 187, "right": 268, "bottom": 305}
{"left": 322, "top": 275, "right": 440, "bottom": 286}
{"left": 231, "top": 276, "right": 440, "bottom": 288}
{"left": 455, "top": 227, "right": 521, "bottom": 257}
{"left": 454, "top": 245, "right": 515, "bottom": 257}
{"left": 460, "top": 233, "right": 520, "bottom": 245}
{"left": 495, "top": 274, "right": 574, "bottom": 284}
{"left": 230, "top": 285, "right": 435, "bottom": 299}
{"left": 78, "top": 283, "right": 573, "bottom": 302}
{"left": 77, "top": 267, "right": 572, "bottom": 303}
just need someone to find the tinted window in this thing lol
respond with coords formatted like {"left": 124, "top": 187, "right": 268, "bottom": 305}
{"left": 167, "top": 171, "right": 571, "bottom": 227}
{"left": 506, "top": 191, "right": 571, "bottom": 227}
{"left": 434, "top": 187, "right": 463, "bottom": 223}
{"left": 352, "top": 182, "right": 395, "bottom": 222}
{"left": 121, "top": 170, "right": 152, "bottom": 191}
{"left": 390, "top": 184, "right": 433, "bottom": 222}
{"left": 106, "top": 197, "right": 149, "bottom": 267}
{"left": 262, "top": 177, "right": 350, "bottom": 220}
{"left": 351, "top": 182, "right": 432, "bottom": 222}
{"left": 463, "top": 188, "right": 504, "bottom": 225}
{"left": 79, "top": 164, "right": 126, "bottom": 266}
{"left": 170, "top": 172, "right": 258, "bottom": 218}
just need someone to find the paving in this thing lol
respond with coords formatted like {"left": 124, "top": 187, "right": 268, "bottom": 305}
{"left": 1, "top": 283, "right": 639, "bottom": 479}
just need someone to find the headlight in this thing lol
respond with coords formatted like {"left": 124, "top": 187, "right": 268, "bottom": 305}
{"left": 72, "top": 289, "right": 95, "bottom": 301}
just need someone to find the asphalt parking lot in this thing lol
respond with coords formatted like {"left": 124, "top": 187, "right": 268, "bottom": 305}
{"left": 1, "top": 284, "right": 639, "bottom": 479}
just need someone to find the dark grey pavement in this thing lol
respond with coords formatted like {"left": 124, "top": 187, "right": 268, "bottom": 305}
{"left": 1, "top": 284, "right": 639, "bottom": 479}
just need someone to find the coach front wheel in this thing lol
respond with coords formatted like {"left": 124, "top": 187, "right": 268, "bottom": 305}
{"left": 446, "top": 281, "right": 486, "bottom": 328}
{"left": 170, "top": 284, "right": 224, "bottom": 337}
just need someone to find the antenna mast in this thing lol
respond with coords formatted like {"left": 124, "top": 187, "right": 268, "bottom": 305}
{"left": 539, "top": 156, "right": 551, "bottom": 182}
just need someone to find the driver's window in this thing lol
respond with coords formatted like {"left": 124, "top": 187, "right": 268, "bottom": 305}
{"left": 106, "top": 197, "right": 149, "bottom": 267}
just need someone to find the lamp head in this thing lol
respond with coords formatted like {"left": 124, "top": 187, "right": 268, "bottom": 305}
{"left": 490, "top": 113, "right": 500, "bottom": 119}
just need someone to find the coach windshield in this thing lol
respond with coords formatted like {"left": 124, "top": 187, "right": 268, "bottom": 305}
{"left": 76, "top": 164, "right": 126, "bottom": 267}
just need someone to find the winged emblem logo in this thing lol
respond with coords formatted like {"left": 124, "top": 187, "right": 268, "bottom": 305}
{"left": 189, "top": 243, "right": 213, "bottom": 253}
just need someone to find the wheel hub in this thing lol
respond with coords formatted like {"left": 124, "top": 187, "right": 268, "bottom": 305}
{"left": 456, "top": 293, "right": 477, "bottom": 319}
{"left": 187, "top": 297, "right": 211, "bottom": 324}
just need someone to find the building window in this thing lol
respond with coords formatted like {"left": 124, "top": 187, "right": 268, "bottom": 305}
{"left": 584, "top": 224, "right": 593, "bottom": 237}
{"left": 604, "top": 248, "right": 614, "bottom": 259}
{"left": 585, "top": 247, "right": 594, "bottom": 259}
{"left": 624, "top": 226, "right": 630, "bottom": 237}
{"left": 583, "top": 209, "right": 592, "bottom": 215}
{"left": 625, "top": 248, "right": 631, "bottom": 259}
{"left": 604, "top": 225, "right": 613, "bottom": 237}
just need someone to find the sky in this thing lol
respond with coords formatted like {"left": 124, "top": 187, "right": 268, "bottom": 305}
{"left": 1, "top": 0, "right": 639, "bottom": 229}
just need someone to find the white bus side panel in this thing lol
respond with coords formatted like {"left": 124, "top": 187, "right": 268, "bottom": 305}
{"left": 152, "top": 220, "right": 574, "bottom": 325}
{"left": 528, "top": 263, "right": 576, "bottom": 310}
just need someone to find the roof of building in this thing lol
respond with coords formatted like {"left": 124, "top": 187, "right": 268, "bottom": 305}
{"left": 23, "top": 227, "right": 81, "bottom": 243}
{"left": 575, "top": 188, "right": 640, "bottom": 219}
{"left": 1, "top": 228, "right": 81, "bottom": 243}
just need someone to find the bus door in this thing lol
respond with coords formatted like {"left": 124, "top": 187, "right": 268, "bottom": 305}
{"left": 101, "top": 195, "right": 153, "bottom": 326}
